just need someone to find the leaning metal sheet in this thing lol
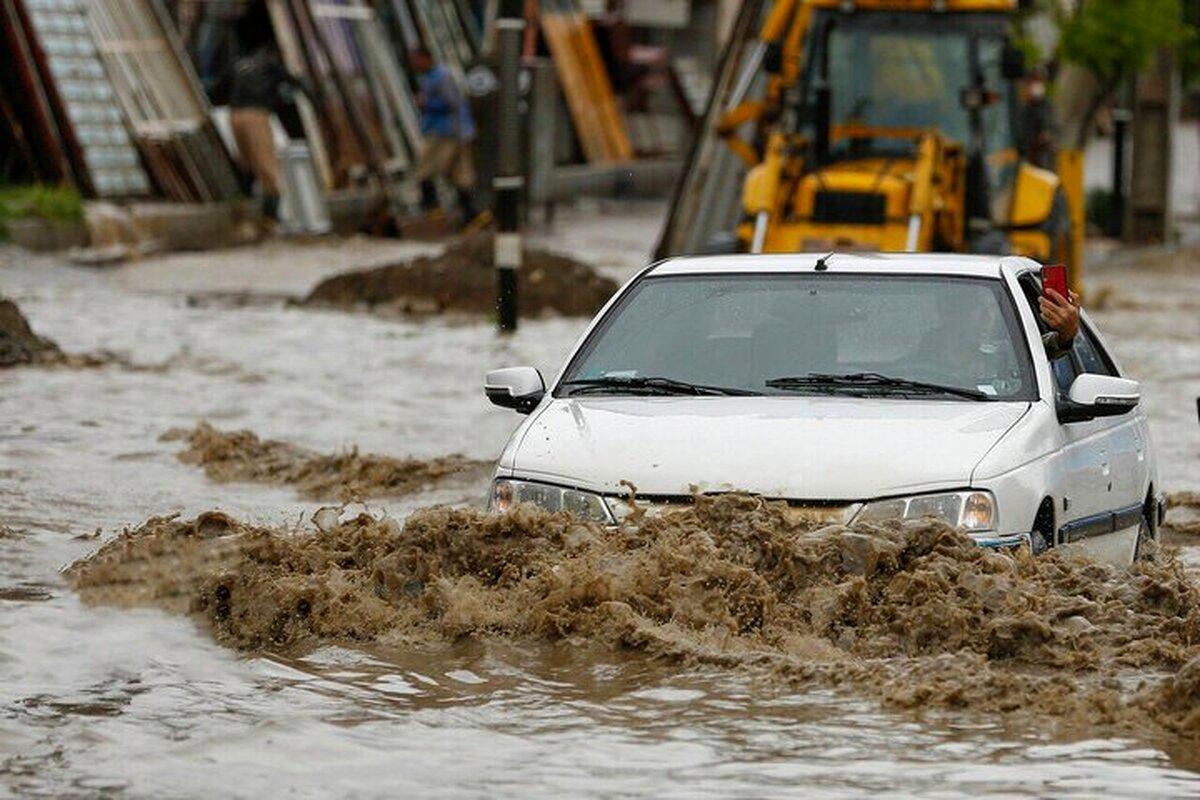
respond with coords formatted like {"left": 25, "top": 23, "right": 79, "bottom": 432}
{"left": 23, "top": 0, "right": 151, "bottom": 196}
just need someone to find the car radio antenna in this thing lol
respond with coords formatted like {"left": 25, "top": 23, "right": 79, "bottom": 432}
{"left": 814, "top": 252, "right": 834, "bottom": 271}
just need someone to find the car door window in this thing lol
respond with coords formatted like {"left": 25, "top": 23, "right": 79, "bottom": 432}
{"left": 1050, "top": 353, "right": 1078, "bottom": 393}
{"left": 1017, "top": 273, "right": 1076, "bottom": 394}
{"left": 1073, "top": 325, "right": 1119, "bottom": 377}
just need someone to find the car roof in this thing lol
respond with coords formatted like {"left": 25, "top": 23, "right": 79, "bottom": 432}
{"left": 648, "top": 252, "right": 1038, "bottom": 279}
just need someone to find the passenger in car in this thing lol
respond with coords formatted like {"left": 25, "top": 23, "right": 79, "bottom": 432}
{"left": 1039, "top": 288, "right": 1080, "bottom": 360}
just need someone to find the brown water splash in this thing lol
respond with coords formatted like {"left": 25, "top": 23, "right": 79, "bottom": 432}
{"left": 1165, "top": 493, "right": 1200, "bottom": 538}
{"left": 1171, "top": 493, "right": 1200, "bottom": 511}
{"left": 66, "top": 495, "right": 1200, "bottom": 740}
{"left": 162, "top": 422, "right": 488, "bottom": 501}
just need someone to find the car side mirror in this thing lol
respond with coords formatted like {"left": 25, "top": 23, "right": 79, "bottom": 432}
{"left": 1057, "top": 374, "right": 1140, "bottom": 424}
{"left": 485, "top": 367, "right": 545, "bottom": 414}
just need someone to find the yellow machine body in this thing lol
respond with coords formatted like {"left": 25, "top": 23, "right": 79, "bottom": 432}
{"left": 717, "top": 0, "right": 1085, "bottom": 280}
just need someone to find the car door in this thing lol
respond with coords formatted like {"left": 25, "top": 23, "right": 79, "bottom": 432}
{"left": 1047, "top": 343, "right": 1115, "bottom": 530}
{"left": 1073, "top": 321, "right": 1146, "bottom": 523}
{"left": 1014, "top": 274, "right": 1137, "bottom": 562}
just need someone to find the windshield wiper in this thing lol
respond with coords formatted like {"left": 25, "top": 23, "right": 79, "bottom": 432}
{"left": 764, "top": 372, "right": 994, "bottom": 401}
{"left": 560, "top": 376, "right": 760, "bottom": 397}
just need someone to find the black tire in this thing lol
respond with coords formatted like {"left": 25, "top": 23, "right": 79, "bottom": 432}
{"left": 1134, "top": 500, "right": 1158, "bottom": 563}
{"left": 1030, "top": 499, "right": 1055, "bottom": 556}
{"left": 1030, "top": 528, "right": 1051, "bottom": 555}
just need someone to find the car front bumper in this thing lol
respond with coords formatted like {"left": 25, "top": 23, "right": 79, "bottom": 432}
{"left": 968, "top": 531, "right": 1032, "bottom": 551}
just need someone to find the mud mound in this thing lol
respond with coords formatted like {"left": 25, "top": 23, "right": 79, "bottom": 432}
{"left": 0, "top": 296, "right": 63, "bottom": 367}
{"left": 303, "top": 233, "right": 617, "bottom": 317}
{"left": 162, "top": 422, "right": 488, "bottom": 501}
{"left": 67, "top": 494, "right": 1200, "bottom": 739}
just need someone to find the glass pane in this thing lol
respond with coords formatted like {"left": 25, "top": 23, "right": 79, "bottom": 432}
{"left": 564, "top": 275, "right": 1034, "bottom": 400}
{"left": 1074, "top": 329, "right": 1115, "bottom": 377}
{"left": 827, "top": 27, "right": 971, "bottom": 152}
{"left": 1051, "top": 353, "right": 1077, "bottom": 392}
{"left": 979, "top": 38, "right": 1014, "bottom": 160}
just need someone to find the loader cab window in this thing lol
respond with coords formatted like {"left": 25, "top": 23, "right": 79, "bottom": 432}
{"left": 825, "top": 28, "right": 971, "bottom": 154}
{"left": 978, "top": 37, "right": 1016, "bottom": 159}
{"left": 816, "top": 19, "right": 1015, "bottom": 163}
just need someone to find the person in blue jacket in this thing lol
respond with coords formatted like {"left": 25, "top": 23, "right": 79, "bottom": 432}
{"left": 411, "top": 48, "right": 481, "bottom": 224}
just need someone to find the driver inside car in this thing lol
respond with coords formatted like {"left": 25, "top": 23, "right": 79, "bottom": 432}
{"left": 916, "top": 282, "right": 1081, "bottom": 392}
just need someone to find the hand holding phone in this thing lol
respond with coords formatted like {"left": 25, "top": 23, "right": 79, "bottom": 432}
{"left": 1042, "top": 264, "right": 1068, "bottom": 301}
{"left": 1039, "top": 264, "right": 1079, "bottom": 345}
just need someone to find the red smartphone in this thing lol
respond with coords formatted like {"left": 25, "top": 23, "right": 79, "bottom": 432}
{"left": 1042, "top": 264, "right": 1069, "bottom": 301}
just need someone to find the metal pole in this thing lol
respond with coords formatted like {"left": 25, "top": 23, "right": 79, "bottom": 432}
{"left": 527, "top": 58, "right": 557, "bottom": 211}
{"left": 1109, "top": 106, "right": 1130, "bottom": 239}
{"left": 494, "top": 0, "right": 524, "bottom": 333}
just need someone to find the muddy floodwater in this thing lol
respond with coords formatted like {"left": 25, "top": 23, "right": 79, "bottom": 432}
{"left": 2, "top": 224, "right": 1200, "bottom": 798}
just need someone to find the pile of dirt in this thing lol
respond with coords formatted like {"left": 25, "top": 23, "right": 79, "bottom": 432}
{"left": 302, "top": 233, "right": 617, "bottom": 317}
{"left": 67, "top": 494, "right": 1200, "bottom": 740}
{"left": 0, "top": 296, "right": 63, "bottom": 367}
{"left": 162, "top": 422, "right": 488, "bottom": 501}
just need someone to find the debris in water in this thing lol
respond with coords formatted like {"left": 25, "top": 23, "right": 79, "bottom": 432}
{"left": 312, "top": 506, "right": 343, "bottom": 533}
{"left": 66, "top": 494, "right": 1200, "bottom": 742}
{"left": 302, "top": 233, "right": 617, "bottom": 317}
{"left": 161, "top": 422, "right": 489, "bottom": 501}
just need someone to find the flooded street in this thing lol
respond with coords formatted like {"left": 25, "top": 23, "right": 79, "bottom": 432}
{"left": 3, "top": 209, "right": 1200, "bottom": 798}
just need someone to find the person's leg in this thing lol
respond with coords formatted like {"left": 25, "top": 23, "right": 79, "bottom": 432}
{"left": 249, "top": 110, "right": 282, "bottom": 220}
{"left": 420, "top": 180, "right": 440, "bottom": 212}
{"left": 232, "top": 108, "right": 283, "bottom": 220}
{"left": 450, "top": 143, "right": 480, "bottom": 221}
{"left": 229, "top": 109, "right": 257, "bottom": 194}
{"left": 456, "top": 187, "right": 479, "bottom": 221}
{"left": 413, "top": 139, "right": 456, "bottom": 213}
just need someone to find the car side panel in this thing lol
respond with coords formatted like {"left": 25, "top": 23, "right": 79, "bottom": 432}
{"left": 997, "top": 262, "right": 1149, "bottom": 566}
{"left": 1058, "top": 415, "right": 1119, "bottom": 523}
{"left": 972, "top": 401, "right": 1061, "bottom": 532}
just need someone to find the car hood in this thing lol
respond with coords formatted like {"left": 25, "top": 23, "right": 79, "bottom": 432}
{"left": 508, "top": 397, "right": 1029, "bottom": 499}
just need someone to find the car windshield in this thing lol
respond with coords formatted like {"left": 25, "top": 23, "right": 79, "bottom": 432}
{"left": 559, "top": 274, "right": 1035, "bottom": 401}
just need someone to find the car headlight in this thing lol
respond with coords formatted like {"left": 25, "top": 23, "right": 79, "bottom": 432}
{"left": 489, "top": 478, "right": 613, "bottom": 523}
{"left": 853, "top": 490, "right": 996, "bottom": 532}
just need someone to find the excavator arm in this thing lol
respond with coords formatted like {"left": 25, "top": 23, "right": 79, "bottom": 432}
{"left": 716, "top": 0, "right": 812, "bottom": 167}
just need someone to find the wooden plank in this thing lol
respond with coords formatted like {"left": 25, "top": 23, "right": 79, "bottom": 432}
{"left": 85, "top": 0, "right": 239, "bottom": 200}
{"left": 564, "top": 0, "right": 632, "bottom": 160}
{"left": 268, "top": 0, "right": 337, "bottom": 189}
{"left": 540, "top": 2, "right": 608, "bottom": 162}
{"left": 0, "top": 0, "right": 82, "bottom": 189}
{"left": 541, "top": 0, "right": 631, "bottom": 163}
{"left": 94, "top": 38, "right": 169, "bottom": 54}
{"left": 522, "top": 0, "right": 539, "bottom": 58}
{"left": 357, "top": 15, "right": 423, "bottom": 160}
{"left": 312, "top": 3, "right": 375, "bottom": 20}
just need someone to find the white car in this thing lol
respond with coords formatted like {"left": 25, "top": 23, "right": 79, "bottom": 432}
{"left": 485, "top": 253, "right": 1163, "bottom": 567}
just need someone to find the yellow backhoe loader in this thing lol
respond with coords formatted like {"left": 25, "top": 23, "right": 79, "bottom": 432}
{"left": 657, "top": 0, "right": 1084, "bottom": 288}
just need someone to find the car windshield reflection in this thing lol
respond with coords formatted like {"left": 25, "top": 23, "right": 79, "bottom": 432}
{"left": 558, "top": 274, "right": 1035, "bottom": 401}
